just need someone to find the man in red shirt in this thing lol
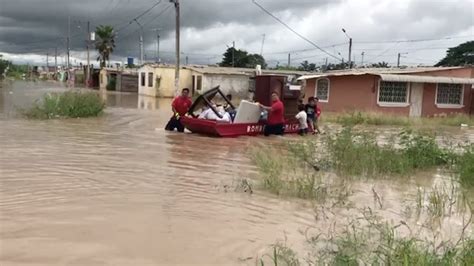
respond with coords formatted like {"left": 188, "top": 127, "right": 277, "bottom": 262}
{"left": 165, "top": 88, "right": 192, "bottom": 132}
{"left": 259, "top": 92, "right": 285, "bottom": 136}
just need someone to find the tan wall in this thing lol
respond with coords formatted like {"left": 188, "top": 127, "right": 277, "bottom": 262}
{"left": 421, "top": 83, "right": 472, "bottom": 117}
{"left": 304, "top": 75, "right": 409, "bottom": 115}
{"left": 138, "top": 66, "right": 192, "bottom": 98}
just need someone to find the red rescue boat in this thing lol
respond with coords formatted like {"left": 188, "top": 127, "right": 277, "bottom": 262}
{"left": 181, "top": 75, "right": 306, "bottom": 138}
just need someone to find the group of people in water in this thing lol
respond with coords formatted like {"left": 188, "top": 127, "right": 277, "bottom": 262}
{"left": 165, "top": 88, "right": 321, "bottom": 137}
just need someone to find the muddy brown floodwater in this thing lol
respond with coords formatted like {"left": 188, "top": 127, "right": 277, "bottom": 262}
{"left": 1, "top": 81, "right": 473, "bottom": 265}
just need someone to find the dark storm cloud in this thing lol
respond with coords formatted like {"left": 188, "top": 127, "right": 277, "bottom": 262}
{"left": 0, "top": 0, "right": 337, "bottom": 57}
{"left": 0, "top": 0, "right": 473, "bottom": 66}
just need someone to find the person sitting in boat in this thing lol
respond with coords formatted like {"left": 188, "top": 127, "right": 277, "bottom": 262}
{"left": 198, "top": 105, "right": 231, "bottom": 123}
{"left": 224, "top": 94, "right": 236, "bottom": 121}
{"left": 258, "top": 92, "right": 285, "bottom": 136}
{"left": 165, "top": 88, "right": 192, "bottom": 133}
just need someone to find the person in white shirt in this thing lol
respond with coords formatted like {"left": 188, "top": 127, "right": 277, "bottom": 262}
{"left": 295, "top": 104, "right": 308, "bottom": 135}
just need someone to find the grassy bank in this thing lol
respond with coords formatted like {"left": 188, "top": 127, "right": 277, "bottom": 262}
{"left": 325, "top": 127, "right": 456, "bottom": 178}
{"left": 23, "top": 91, "right": 105, "bottom": 119}
{"left": 324, "top": 111, "right": 473, "bottom": 127}
{"left": 458, "top": 145, "right": 474, "bottom": 188}
{"left": 260, "top": 219, "right": 473, "bottom": 265}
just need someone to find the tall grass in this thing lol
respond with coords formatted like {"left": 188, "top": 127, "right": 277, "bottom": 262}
{"left": 457, "top": 145, "right": 474, "bottom": 189}
{"left": 325, "top": 111, "right": 473, "bottom": 127}
{"left": 325, "top": 127, "right": 455, "bottom": 178}
{"left": 251, "top": 147, "right": 329, "bottom": 201}
{"left": 23, "top": 91, "right": 105, "bottom": 119}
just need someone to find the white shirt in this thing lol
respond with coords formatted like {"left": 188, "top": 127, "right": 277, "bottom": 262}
{"left": 295, "top": 110, "right": 308, "bottom": 129}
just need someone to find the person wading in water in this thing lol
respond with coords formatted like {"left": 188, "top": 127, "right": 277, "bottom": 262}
{"left": 165, "top": 88, "right": 192, "bottom": 133}
{"left": 259, "top": 92, "right": 285, "bottom": 136}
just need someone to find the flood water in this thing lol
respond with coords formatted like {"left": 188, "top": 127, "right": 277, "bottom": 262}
{"left": 1, "top": 81, "right": 473, "bottom": 265}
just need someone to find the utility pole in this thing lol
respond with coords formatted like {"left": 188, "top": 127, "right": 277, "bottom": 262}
{"left": 185, "top": 55, "right": 188, "bottom": 65}
{"left": 397, "top": 53, "right": 401, "bottom": 68}
{"left": 86, "top": 21, "right": 91, "bottom": 87}
{"left": 260, "top": 34, "right": 265, "bottom": 56}
{"left": 154, "top": 28, "right": 161, "bottom": 63}
{"left": 348, "top": 37, "right": 352, "bottom": 69}
{"left": 171, "top": 0, "right": 180, "bottom": 95}
{"left": 46, "top": 53, "right": 49, "bottom": 73}
{"left": 361, "top": 52, "right": 365, "bottom": 66}
{"left": 232, "top": 41, "right": 235, "bottom": 67}
{"left": 55, "top": 47, "right": 57, "bottom": 70}
{"left": 342, "top": 28, "right": 352, "bottom": 69}
{"left": 287, "top": 53, "right": 291, "bottom": 67}
{"left": 67, "top": 16, "right": 70, "bottom": 69}
{"left": 133, "top": 19, "right": 144, "bottom": 65}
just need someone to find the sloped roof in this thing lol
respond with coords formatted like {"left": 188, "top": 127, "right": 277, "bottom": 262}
{"left": 298, "top": 66, "right": 472, "bottom": 81}
{"left": 379, "top": 74, "right": 474, "bottom": 84}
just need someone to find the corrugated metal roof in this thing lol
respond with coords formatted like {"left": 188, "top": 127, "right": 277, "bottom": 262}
{"left": 379, "top": 74, "right": 474, "bottom": 84}
{"left": 297, "top": 66, "right": 472, "bottom": 81}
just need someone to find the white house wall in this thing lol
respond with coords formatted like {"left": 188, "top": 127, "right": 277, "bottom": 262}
{"left": 202, "top": 74, "right": 249, "bottom": 98}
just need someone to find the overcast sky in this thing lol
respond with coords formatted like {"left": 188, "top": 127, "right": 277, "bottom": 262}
{"left": 0, "top": 0, "right": 473, "bottom": 67}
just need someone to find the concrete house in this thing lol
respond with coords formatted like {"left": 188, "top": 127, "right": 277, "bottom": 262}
{"left": 138, "top": 64, "right": 309, "bottom": 98}
{"left": 298, "top": 66, "right": 474, "bottom": 117}
{"left": 99, "top": 68, "right": 138, "bottom": 92}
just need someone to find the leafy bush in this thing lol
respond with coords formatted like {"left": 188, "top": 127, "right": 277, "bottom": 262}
{"left": 458, "top": 145, "right": 474, "bottom": 188}
{"left": 24, "top": 91, "right": 105, "bottom": 119}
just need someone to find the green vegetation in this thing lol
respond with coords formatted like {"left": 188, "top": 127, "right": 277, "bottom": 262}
{"left": 436, "top": 40, "right": 474, "bottom": 67}
{"left": 324, "top": 111, "right": 473, "bottom": 127}
{"left": 260, "top": 207, "right": 473, "bottom": 265}
{"left": 251, "top": 147, "right": 329, "bottom": 201}
{"left": 325, "top": 127, "right": 454, "bottom": 178}
{"left": 95, "top": 25, "right": 116, "bottom": 68}
{"left": 23, "top": 91, "right": 105, "bottom": 119}
{"left": 0, "top": 55, "right": 28, "bottom": 79}
{"left": 220, "top": 47, "right": 266, "bottom": 68}
{"left": 458, "top": 145, "right": 474, "bottom": 188}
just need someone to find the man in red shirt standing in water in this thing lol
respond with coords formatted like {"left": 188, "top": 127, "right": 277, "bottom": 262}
{"left": 165, "top": 88, "right": 192, "bottom": 132}
{"left": 259, "top": 92, "right": 285, "bottom": 136}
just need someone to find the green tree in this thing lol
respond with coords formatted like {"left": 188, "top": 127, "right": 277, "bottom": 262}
{"left": 298, "top": 60, "right": 317, "bottom": 71}
{"left": 0, "top": 55, "right": 9, "bottom": 78}
{"left": 436, "top": 41, "right": 474, "bottom": 66}
{"left": 220, "top": 48, "right": 267, "bottom": 68}
{"left": 95, "top": 25, "right": 116, "bottom": 68}
{"left": 371, "top": 61, "right": 390, "bottom": 68}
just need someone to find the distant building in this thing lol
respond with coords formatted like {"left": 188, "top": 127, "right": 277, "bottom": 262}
{"left": 298, "top": 66, "right": 474, "bottom": 117}
{"left": 100, "top": 68, "right": 138, "bottom": 93}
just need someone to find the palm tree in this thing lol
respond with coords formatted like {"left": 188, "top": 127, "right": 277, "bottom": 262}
{"left": 95, "top": 25, "right": 116, "bottom": 68}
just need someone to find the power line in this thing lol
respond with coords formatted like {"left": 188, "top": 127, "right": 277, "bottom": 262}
{"left": 252, "top": 0, "right": 340, "bottom": 60}
{"left": 355, "top": 34, "right": 473, "bottom": 44}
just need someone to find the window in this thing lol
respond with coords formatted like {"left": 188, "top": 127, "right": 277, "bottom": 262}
{"left": 378, "top": 81, "right": 408, "bottom": 105}
{"left": 315, "top": 78, "right": 329, "bottom": 102}
{"left": 436, "top": 83, "right": 463, "bottom": 106}
{"left": 141, "top": 72, "right": 145, "bottom": 86}
{"left": 196, "top": 75, "right": 202, "bottom": 91}
{"left": 148, "top": 72, "right": 153, "bottom": 87}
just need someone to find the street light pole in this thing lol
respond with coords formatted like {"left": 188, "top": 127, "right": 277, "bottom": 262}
{"left": 342, "top": 28, "right": 352, "bottom": 69}
{"left": 171, "top": 0, "right": 181, "bottom": 96}
{"left": 86, "top": 20, "right": 90, "bottom": 87}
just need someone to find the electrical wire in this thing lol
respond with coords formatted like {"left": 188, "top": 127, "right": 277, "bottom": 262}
{"left": 252, "top": 0, "right": 340, "bottom": 60}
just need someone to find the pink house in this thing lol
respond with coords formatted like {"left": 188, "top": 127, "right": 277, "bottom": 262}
{"left": 298, "top": 66, "right": 474, "bottom": 117}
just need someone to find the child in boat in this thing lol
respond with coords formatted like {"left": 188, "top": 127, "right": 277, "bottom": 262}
{"left": 305, "top": 97, "right": 321, "bottom": 134}
{"left": 295, "top": 104, "right": 308, "bottom": 135}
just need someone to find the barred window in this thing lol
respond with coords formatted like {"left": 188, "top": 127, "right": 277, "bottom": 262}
{"left": 378, "top": 81, "right": 408, "bottom": 103}
{"left": 316, "top": 78, "right": 329, "bottom": 101}
{"left": 436, "top": 83, "right": 463, "bottom": 105}
{"left": 148, "top": 72, "right": 153, "bottom": 87}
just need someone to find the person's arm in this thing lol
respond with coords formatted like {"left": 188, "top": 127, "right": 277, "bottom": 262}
{"left": 171, "top": 98, "right": 178, "bottom": 114}
{"left": 258, "top": 103, "right": 272, "bottom": 111}
{"left": 295, "top": 112, "right": 301, "bottom": 119}
{"left": 316, "top": 106, "right": 321, "bottom": 117}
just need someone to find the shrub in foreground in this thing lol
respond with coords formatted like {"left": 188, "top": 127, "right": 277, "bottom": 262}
{"left": 24, "top": 91, "right": 105, "bottom": 119}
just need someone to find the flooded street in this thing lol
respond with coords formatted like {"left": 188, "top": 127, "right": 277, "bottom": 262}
{"left": 1, "top": 81, "right": 473, "bottom": 265}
